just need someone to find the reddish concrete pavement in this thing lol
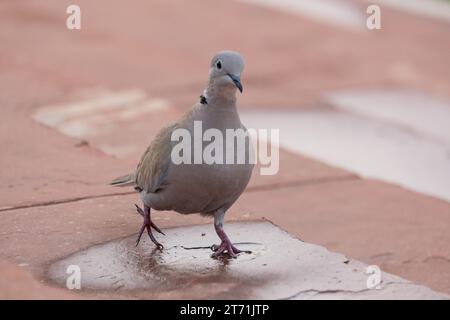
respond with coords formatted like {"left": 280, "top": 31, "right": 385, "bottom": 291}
{"left": 0, "top": 0, "right": 449, "bottom": 297}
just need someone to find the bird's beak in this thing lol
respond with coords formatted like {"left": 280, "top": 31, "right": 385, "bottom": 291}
{"left": 228, "top": 73, "right": 243, "bottom": 93}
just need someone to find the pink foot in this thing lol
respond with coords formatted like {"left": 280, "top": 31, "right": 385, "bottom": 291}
{"left": 211, "top": 214, "right": 252, "bottom": 259}
{"left": 135, "top": 204, "right": 164, "bottom": 250}
{"left": 211, "top": 240, "right": 251, "bottom": 258}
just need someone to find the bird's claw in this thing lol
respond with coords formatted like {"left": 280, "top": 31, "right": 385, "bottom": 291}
{"left": 135, "top": 204, "right": 164, "bottom": 250}
{"left": 211, "top": 241, "right": 251, "bottom": 259}
{"left": 135, "top": 204, "right": 165, "bottom": 235}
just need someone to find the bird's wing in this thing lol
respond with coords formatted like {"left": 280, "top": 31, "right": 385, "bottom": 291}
{"left": 135, "top": 122, "right": 177, "bottom": 193}
{"left": 109, "top": 173, "right": 136, "bottom": 187}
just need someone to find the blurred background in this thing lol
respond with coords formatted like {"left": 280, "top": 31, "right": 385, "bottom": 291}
{"left": 0, "top": 0, "right": 449, "bottom": 298}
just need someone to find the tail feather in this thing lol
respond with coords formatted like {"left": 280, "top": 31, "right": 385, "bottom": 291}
{"left": 109, "top": 173, "right": 135, "bottom": 187}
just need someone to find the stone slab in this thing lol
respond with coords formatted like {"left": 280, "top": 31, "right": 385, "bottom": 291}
{"left": 48, "top": 221, "right": 447, "bottom": 299}
{"left": 236, "top": 178, "right": 450, "bottom": 295}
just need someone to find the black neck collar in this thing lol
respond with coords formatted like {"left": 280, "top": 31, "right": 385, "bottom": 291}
{"left": 200, "top": 94, "right": 208, "bottom": 105}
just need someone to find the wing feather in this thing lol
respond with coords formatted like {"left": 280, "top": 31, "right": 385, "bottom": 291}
{"left": 135, "top": 123, "right": 176, "bottom": 193}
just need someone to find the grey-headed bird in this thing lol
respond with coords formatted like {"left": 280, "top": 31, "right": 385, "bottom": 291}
{"left": 110, "top": 51, "right": 254, "bottom": 258}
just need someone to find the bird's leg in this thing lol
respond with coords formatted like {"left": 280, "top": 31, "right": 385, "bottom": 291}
{"left": 135, "top": 204, "right": 165, "bottom": 250}
{"left": 211, "top": 210, "right": 251, "bottom": 258}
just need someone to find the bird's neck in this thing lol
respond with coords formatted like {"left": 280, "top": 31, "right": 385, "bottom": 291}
{"left": 203, "top": 84, "right": 237, "bottom": 107}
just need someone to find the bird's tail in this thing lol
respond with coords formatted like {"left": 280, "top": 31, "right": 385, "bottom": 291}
{"left": 109, "top": 173, "right": 135, "bottom": 187}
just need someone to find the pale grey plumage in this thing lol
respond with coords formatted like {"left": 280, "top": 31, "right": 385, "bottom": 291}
{"left": 111, "top": 51, "right": 254, "bottom": 257}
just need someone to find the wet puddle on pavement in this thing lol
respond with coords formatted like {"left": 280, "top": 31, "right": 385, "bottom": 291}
{"left": 48, "top": 221, "right": 368, "bottom": 299}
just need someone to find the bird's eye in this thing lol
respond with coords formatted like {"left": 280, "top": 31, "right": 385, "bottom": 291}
{"left": 216, "top": 60, "right": 222, "bottom": 70}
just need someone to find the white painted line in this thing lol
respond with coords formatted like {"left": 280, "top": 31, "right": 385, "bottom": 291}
{"left": 238, "top": 0, "right": 366, "bottom": 29}
{"left": 372, "top": 0, "right": 450, "bottom": 23}
{"left": 241, "top": 110, "right": 450, "bottom": 203}
{"left": 34, "top": 89, "right": 170, "bottom": 135}
{"left": 98, "top": 144, "right": 138, "bottom": 157}
{"left": 116, "top": 99, "right": 169, "bottom": 120}
{"left": 33, "top": 89, "right": 147, "bottom": 126}
{"left": 33, "top": 88, "right": 171, "bottom": 157}
{"left": 325, "top": 89, "right": 450, "bottom": 144}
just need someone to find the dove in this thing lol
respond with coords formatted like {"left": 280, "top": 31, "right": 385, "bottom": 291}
{"left": 110, "top": 51, "right": 254, "bottom": 258}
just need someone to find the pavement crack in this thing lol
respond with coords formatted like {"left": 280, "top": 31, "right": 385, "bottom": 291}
{"left": 179, "top": 245, "right": 212, "bottom": 250}
{"left": 246, "top": 174, "right": 359, "bottom": 193}
{"left": 0, "top": 190, "right": 135, "bottom": 213}
{"left": 0, "top": 175, "right": 358, "bottom": 213}
{"left": 282, "top": 281, "right": 410, "bottom": 299}
{"left": 179, "top": 242, "right": 262, "bottom": 251}
{"left": 423, "top": 256, "right": 450, "bottom": 264}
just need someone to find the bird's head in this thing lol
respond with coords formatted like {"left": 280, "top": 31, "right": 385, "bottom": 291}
{"left": 208, "top": 51, "right": 245, "bottom": 95}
